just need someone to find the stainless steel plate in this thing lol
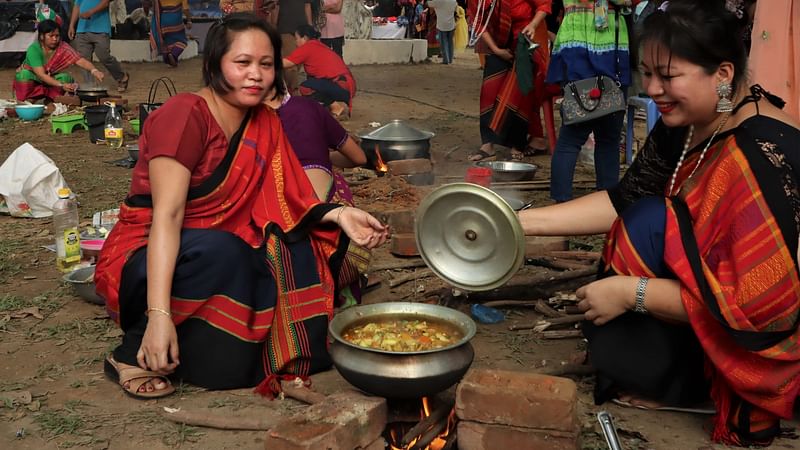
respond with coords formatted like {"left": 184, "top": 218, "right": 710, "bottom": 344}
{"left": 415, "top": 183, "right": 525, "bottom": 291}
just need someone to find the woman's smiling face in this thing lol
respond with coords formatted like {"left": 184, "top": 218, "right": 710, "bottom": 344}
{"left": 218, "top": 29, "right": 275, "bottom": 108}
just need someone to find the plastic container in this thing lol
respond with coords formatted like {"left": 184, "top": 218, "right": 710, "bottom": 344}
{"left": 104, "top": 102, "right": 123, "bottom": 148}
{"left": 15, "top": 104, "right": 45, "bottom": 121}
{"left": 470, "top": 303, "right": 505, "bottom": 324}
{"left": 465, "top": 166, "right": 493, "bottom": 187}
{"left": 53, "top": 188, "right": 81, "bottom": 272}
{"left": 80, "top": 239, "right": 105, "bottom": 264}
{"left": 84, "top": 105, "right": 109, "bottom": 143}
{"left": 130, "top": 118, "right": 140, "bottom": 134}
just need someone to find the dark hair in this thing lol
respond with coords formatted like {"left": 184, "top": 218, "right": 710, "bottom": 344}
{"left": 37, "top": 19, "right": 60, "bottom": 39}
{"left": 202, "top": 12, "right": 285, "bottom": 98}
{"left": 639, "top": 0, "right": 749, "bottom": 91}
{"left": 295, "top": 24, "right": 321, "bottom": 40}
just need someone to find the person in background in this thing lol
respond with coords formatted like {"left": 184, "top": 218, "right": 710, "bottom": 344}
{"left": 520, "top": 1, "right": 800, "bottom": 445}
{"left": 284, "top": 24, "right": 356, "bottom": 118}
{"left": 95, "top": 13, "right": 387, "bottom": 400}
{"left": 265, "top": 86, "right": 369, "bottom": 305}
{"left": 145, "top": 0, "right": 192, "bottom": 67}
{"left": 545, "top": 0, "right": 632, "bottom": 202}
{"left": 748, "top": 0, "right": 799, "bottom": 121}
{"left": 276, "top": 0, "right": 312, "bottom": 92}
{"left": 428, "top": 0, "right": 457, "bottom": 64}
{"left": 13, "top": 19, "right": 104, "bottom": 102}
{"left": 69, "top": 0, "right": 129, "bottom": 92}
{"left": 453, "top": 3, "right": 468, "bottom": 53}
{"left": 467, "top": 0, "right": 551, "bottom": 162}
{"left": 319, "top": 0, "right": 345, "bottom": 57}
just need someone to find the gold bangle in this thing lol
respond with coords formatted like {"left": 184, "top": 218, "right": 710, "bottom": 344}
{"left": 147, "top": 307, "right": 172, "bottom": 318}
{"left": 335, "top": 205, "right": 346, "bottom": 225}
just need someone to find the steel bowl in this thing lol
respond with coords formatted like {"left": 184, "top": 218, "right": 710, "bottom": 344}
{"left": 127, "top": 144, "right": 139, "bottom": 161}
{"left": 63, "top": 265, "right": 105, "bottom": 305}
{"left": 475, "top": 161, "right": 538, "bottom": 183}
{"left": 329, "top": 302, "right": 476, "bottom": 398}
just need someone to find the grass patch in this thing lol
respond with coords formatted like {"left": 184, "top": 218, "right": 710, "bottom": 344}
{"left": 0, "top": 236, "right": 23, "bottom": 284}
{"left": 0, "top": 294, "right": 26, "bottom": 311}
{"left": 208, "top": 396, "right": 243, "bottom": 410}
{"left": 162, "top": 423, "right": 205, "bottom": 447}
{"left": 32, "top": 317, "right": 115, "bottom": 342}
{"left": 34, "top": 409, "right": 85, "bottom": 437}
{"left": 0, "top": 286, "right": 70, "bottom": 316}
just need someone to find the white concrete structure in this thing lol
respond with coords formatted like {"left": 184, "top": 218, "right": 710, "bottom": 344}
{"left": 343, "top": 39, "right": 427, "bottom": 65}
{"left": 103, "top": 39, "right": 199, "bottom": 63}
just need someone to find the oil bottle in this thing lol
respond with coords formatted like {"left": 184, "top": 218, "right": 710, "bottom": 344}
{"left": 104, "top": 102, "right": 124, "bottom": 149}
{"left": 53, "top": 188, "right": 81, "bottom": 272}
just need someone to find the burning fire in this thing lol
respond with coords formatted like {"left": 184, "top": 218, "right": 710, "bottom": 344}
{"left": 388, "top": 397, "right": 456, "bottom": 450}
{"left": 374, "top": 144, "right": 389, "bottom": 174}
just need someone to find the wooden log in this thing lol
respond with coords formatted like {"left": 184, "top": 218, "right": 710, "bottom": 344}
{"left": 400, "top": 402, "right": 453, "bottom": 446}
{"left": 368, "top": 258, "right": 427, "bottom": 272}
{"left": 280, "top": 380, "right": 326, "bottom": 404}
{"left": 467, "top": 266, "right": 598, "bottom": 302}
{"left": 535, "top": 299, "right": 564, "bottom": 318}
{"left": 161, "top": 408, "right": 280, "bottom": 430}
{"left": 442, "top": 428, "right": 458, "bottom": 450}
{"left": 509, "top": 314, "right": 583, "bottom": 331}
{"left": 388, "top": 268, "right": 434, "bottom": 288}
{"left": 541, "top": 329, "right": 583, "bottom": 339}
{"left": 528, "top": 257, "right": 592, "bottom": 271}
{"left": 546, "top": 250, "right": 602, "bottom": 261}
{"left": 481, "top": 300, "right": 540, "bottom": 309}
{"left": 409, "top": 417, "right": 449, "bottom": 450}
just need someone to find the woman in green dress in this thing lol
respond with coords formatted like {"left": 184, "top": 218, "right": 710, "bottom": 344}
{"left": 12, "top": 20, "right": 104, "bottom": 102}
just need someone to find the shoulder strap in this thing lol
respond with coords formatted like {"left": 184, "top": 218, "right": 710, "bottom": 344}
{"left": 614, "top": 10, "right": 620, "bottom": 83}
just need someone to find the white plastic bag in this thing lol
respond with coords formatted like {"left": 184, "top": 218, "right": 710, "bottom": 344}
{"left": 0, "top": 143, "right": 69, "bottom": 218}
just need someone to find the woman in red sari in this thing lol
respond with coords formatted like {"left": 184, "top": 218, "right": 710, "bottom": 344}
{"left": 519, "top": 1, "right": 800, "bottom": 446}
{"left": 12, "top": 19, "right": 104, "bottom": 102}
{"left": 95, "top": 13, "right": 387, "bottom": 399}
{"left": 467, "top": 0, "right": 551, "bottom": 161}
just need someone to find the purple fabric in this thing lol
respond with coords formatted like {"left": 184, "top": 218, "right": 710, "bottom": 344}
{"left": 277, "top": 96, "right": 348, "bottom": 171}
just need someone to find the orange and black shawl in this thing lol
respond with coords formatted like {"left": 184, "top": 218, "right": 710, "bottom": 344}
{"left": 96, "top": 104, "right": 345, "bottom": 395}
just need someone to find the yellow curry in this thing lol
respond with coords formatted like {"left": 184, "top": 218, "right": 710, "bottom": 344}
{"left": 342, "top": 318, "right": 462, "bottom": 352}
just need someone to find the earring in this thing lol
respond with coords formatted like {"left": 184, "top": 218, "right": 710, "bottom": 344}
{"left": 716, "top": 81, "right": 733, "bottom": 113}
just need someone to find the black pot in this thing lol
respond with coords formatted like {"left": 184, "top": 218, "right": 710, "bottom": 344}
{"left": 361, "top": 138, "right": 431, "bottom": 168}
{"left": 76, "top": 88, "right": 108, "bottom": 103}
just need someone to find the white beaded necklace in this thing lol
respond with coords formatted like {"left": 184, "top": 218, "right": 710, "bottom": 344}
{"left": 668, "top": 112, "right": 731, "bottom": 196}
{"left": 468, "top": 0, "right": 497, "bottom": 47}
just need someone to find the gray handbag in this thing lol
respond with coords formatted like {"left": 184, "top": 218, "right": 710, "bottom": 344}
{"left": 559, "top": 10, "right": 625, "bottom": 126}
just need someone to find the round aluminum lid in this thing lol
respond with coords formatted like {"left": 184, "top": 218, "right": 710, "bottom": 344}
{"left": 358, "top": 119, "right": 435, "bottom": 142}
{"left": 415, "top": 183, "right": 525, "bottom": 291}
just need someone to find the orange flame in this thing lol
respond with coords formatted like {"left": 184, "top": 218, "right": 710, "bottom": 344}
{"left": 388, "top": 397, "right": 455, "bottom": 450}
{"left": 374, "top": 145, "right": 389, "bottom": 173}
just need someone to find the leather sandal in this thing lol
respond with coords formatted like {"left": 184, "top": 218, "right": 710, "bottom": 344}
{"left": 104, "top": 355, "right": 175, "bottom": 399}
{"left": 117, "top": 73, "right": 130, "bottom": 93}
{"left": 468, "top": 149, "right": 496, "bottom": 162}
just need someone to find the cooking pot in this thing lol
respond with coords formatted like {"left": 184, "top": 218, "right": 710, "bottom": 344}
{"left": 76, "top": 86, "right": 108, "bottom": 103}
{"left": 358, "top": 120, "right": 434, "bottom": 167}
{"left": 329, "top": 302, "right": 475, "bottom": 398}
{"left": 475, "top": 160, "right": 538, "bottom": 183}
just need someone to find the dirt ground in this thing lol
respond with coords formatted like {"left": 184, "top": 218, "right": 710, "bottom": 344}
{"left": 0, "top": 53, "right": 796, "bottom": 450}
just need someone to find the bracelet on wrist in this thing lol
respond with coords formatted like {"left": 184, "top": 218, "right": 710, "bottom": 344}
{"left": 634, "top": 277, "right": 649, "bottom": 314}
{"left": 147, "top": 307, "right": 172, "bottom": 319}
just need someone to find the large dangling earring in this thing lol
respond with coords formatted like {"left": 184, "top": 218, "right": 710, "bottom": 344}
{"left": 716, "top": 81, "right": 733, "bottom": 113}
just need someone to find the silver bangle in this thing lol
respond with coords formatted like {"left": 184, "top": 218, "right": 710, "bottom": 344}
{"left": 634, "top": 277, "right": 649, "bottom": 314}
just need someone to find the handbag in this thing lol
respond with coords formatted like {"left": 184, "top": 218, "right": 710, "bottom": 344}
{"left": 560, "top": 11, "right": 625, "bottom": 126}
{"left": 139, "top": 77, "right": 176, "bottom": 133}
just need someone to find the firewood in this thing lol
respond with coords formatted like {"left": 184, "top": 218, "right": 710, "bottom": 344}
{"left": 369, "top": 258, "right": 428, "bottom": 272}
{"left": 400, "top": 402, "right": 453, "bottom": 446}
{"left": 481, "top": 300, "right": 540, "bottom": 308}
{"left": 388, "top": 268, "right": 434, "bottom": 288}
{"left": 409, "top": 418, "right": 449, "bottom": 450}
{"left": 279, "top": 380, "right": 326, "bottom": 404}
{"left": 541, "top": 329, "right": 583, "bottom": 339}
{"left": 161, "top": 408, "right": 280, "bottom": 430}
{"left": 534, "top": 299, "right": 564, "bottom": 318}
{"left": 529, "top": 257, "right": 594, "bottom": 271}
{"left": 510, "top": 314, "right": 584, "bottom": 331}
{"left": 546, "top": 250, "right": 602, "bottom": 260}
{"left": 442, "top": 429, "right": 458, "bottom": 450}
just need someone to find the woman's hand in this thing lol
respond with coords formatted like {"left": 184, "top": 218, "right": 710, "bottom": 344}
{"left": 137, "top": 313, "right": 180, "bottom": 374}
{"left": 576, "top": 276, "right": 634, "bottom": 326}
{"left": 493, "top": 48, "right": 513, "bottom": 61}
{"left": 62, "top": 82, "right": 78, "bottom": 93}
{"left": 521, "top": 21, "right": 536, "bottom": 40}
{"left": 334, "top": 206, "right": 389, "bottom": 249}
{"left": 91, "top": 68, "right": 104, "bottom": 82}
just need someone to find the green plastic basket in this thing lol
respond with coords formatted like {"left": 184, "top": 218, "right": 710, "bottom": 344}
{"left": 130, "top": 119, "right": 140, "bottom": 134}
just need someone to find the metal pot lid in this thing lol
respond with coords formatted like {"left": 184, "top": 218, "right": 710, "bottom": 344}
{"left": 358, "top": 119, "right": 435, "bottom": 142}
{"left": 415, "top": 183, "right": 525, "bottom": 291}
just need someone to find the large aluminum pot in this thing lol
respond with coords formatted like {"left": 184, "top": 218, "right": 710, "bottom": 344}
{"left": 329, "top": 302, "right": 476, "bottom": 398}
{"left": 358, "top": 120, "right": 435, "bottom": 168}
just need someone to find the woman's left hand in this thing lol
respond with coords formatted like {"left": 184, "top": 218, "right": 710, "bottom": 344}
{"left": 521, "top": 21, "right": 536, "bottom": 40}
{"left": 91, "top": 69, "right": 104, "bottom": 82}
{"left": 335, "top": 206, "right": 389, "bottom": 249}
{"left": 576, "top": 276, "right": 633, "bottom": 326}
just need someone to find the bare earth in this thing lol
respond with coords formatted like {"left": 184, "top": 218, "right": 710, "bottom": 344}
{"left": 0, "top": 54, "right": 796, "bottom": 450}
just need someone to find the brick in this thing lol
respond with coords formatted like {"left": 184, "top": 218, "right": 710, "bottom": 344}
{"left": 525, "top": 236, "right": 569, "bottom": 258}
{"left": 357, "top": 437, "right": 387, "bottom": 450}
{"left": 264, "top": 392, "right": 387, "bottom": 450}
{"left": 455, "top": 369, "right": 579, "bottom": 432}
{"left": 53, "top": 95, "right": 81, "bottom": 106}
{"left": 390, "top": 233, "right": 419, "bottom": 257}
{"left": 457, "top": 421, "right": 580, "bottom": 450}
{"left": 386, "top": 158, "right": 432, "bottom": 175}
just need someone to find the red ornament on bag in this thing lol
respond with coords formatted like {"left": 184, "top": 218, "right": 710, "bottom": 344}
{"left": 589, "top": 88, "right": 602, "bottom": 99}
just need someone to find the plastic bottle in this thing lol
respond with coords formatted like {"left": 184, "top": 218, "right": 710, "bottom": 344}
{"left": 104, "top": 102, "right": 124, "bottom": 149}
{"left": 53, "top": 188, "right": 81, "bottom": 272}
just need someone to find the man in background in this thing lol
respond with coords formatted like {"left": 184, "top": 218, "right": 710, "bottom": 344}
{"left": 69, "top": 0, "right": 129, "bottom": 92}
{"left": 277, "top": 0, "right": 312, "bottom": 92}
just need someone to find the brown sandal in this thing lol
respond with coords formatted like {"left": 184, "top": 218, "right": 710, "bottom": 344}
{"left": 104, "top": 355, "right": 175, "bottom": 399}
{"left": 117, "top": 72, "right": 130, "bottom": 93}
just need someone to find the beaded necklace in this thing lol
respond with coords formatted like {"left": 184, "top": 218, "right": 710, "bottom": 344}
{"left": 468, "top": 0, "right": 497, "bottom": 46}
{"left": 667, "top": 112, "right": 731, "bottom": 197}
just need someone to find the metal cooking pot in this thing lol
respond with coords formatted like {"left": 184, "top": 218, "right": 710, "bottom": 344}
{"left": 358, "top": 120, "right": 435, "bottom": 167}
{"left": 76, "top": 86, "right": 108, "bottom": 102}
{"left": 328, "top": 302, "right": 476, "bottom": 398}
{"left": 475, "top": 160, "right": 538, "bottom": 183}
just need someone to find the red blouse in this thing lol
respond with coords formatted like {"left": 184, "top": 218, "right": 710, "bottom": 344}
{"left": 286, "top": 39, "right": 351, "bottom": 81}
{"left": 130, "top": 93, "right": 228, "bottom": 196}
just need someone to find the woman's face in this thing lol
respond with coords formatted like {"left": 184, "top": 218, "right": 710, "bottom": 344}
{"left": 641, "top": 42, "right": 724, "bottom": 128}
{"left": 218, "top": 29, "right": 275, "bottom": 108}
{"left": 41, "top": 30, "right": 61, "bottom": 50}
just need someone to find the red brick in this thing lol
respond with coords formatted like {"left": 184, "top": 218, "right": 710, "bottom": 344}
{"left": 357, "top": 437, "right": 387, "bottom": 450}
{"left": 455, "top": 369, "right": 579, "bottom": 432}
{"left": 457, "top": 421, "right": 580, "bottom": 450}
{"left": 386, "top": 158, "right": 432, "bottom": 175}
{"left": 264, "top": 392, "right": 387, "bottom": 450}
{"left": 390, "top": 233, "right": 419, "bottom": 256}
{"left": 524, "top": 236, "right": 569, "bottom": 258}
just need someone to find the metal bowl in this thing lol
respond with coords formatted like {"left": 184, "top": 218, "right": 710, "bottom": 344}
{"left": 63, "top": 265, "right": 105, "bottom": 305}
{"left": 475, "top": 160, "right": 538, "bottom": 183}
{"left": 329, "top": 302, "right": 476, "bottom": 398}
{"left": 127, "top": 144, "right": 139, "bottom": 161}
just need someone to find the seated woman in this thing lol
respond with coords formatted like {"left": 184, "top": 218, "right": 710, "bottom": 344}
{"left": 518, "top": 1, "right": 800, "bottom": 446}
{"left": 95, "top": 13, "right": 387, "bottom": 400}
{"left": 266, "top": 87, "right": 368, "bottom": 305}
{"left": 12, "top": 19, "right": 104, "bottom": 102}
{"left": 283, "top": 24, "right": 356, "bottom": 118}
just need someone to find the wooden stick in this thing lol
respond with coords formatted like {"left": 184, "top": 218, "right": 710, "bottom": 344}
{"left": 442, "top": 428, "right": 458, "bottom": 450}
{"left": 541, "top": 329, "right": 583, "bottom": 339}
{"left": 410, "top": 417, "right": 449, "bottom": 450}
{"left": 400, "top": 402, "right": 453, "bottom": 446}
{"left": 161, "top": 408, "right": 280, "bottom": 430}
{"left": 280, "top": 380, "right": 326, "bottom": 404}
{"left": 563, "top": 305, "right": 582, "bottom": 315}
{"left": 535, "top": 300, "right": 564, "bottom": 318}
{"left": 388, "top": 268, "right": 434, "bottom": 288}
{"left": 529, "top": 257, "right": 593, "bottom": 271}
{"left": 541, "top": 314, "right": 585, "bottom": 326}
{"left": 546, "top": 250, "right": 602, "bottom": 260}
{"left": 368, "top": 258, "right": 427, "bottom": 272}
{"left": 482, "top": 300, "right": 540, "bottom": 308}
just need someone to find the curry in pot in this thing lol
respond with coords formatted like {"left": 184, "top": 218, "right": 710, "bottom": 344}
{"left": 342, "top": 316, "right": 462, "bottom": 352}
